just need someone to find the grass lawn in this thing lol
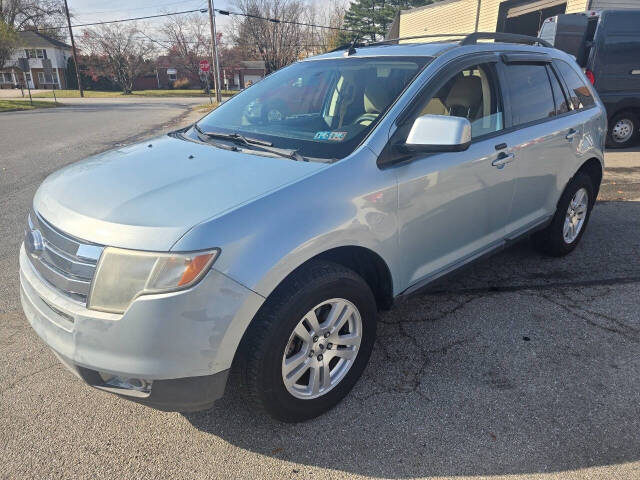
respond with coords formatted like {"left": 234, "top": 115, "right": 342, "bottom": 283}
{"left": 33, "top": 89, "right": 237, "bottom": 98}
{"left": 0, "top": 99, "right": 58, "bottom": 112}
{"left": 192, "top": 102, "right": 219, "bottom": 114}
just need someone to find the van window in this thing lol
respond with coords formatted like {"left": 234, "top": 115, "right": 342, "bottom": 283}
{"left": 503, "top": 64, "right": 555, "bottom": 126}
{"left": 418, "top": 64, "right": 503, "bottom": 138}
{"left": 555, "top": 60, "right": 595, "bottom": 110}
{"left": 547, "top": 66, "right": 569, "bottom": 115}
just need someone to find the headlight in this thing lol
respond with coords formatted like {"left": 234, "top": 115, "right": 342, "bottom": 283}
{"left": 87, "top": 247, "right": 219, "bottom": 313}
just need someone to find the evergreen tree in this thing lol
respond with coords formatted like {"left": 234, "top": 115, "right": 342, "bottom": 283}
{"left": 343, "top": 0, "right": 437, "bottom": 42}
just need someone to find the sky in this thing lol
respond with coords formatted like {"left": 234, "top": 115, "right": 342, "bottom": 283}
{"left": 68, "top": 0, "right": 236, "bottom": 39}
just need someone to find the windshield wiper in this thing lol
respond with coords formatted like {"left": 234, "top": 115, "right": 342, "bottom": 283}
{"left": 195, "top": 125, "right": 308, "bottom": 162}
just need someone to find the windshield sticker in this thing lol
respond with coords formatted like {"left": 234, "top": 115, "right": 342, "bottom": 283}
{"left": 314, "top": 131, "right": 347, "bottom": 142}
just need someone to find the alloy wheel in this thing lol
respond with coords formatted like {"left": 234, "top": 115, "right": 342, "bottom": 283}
{"left": 281, "top": 298, "right": 362, "bottom": 400}
{"left": 563, "top": 187, "right": 588, "bottom": 244}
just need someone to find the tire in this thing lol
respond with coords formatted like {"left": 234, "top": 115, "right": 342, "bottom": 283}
{"left": 235, "top": 261, "right": 377, "bottom": 422}
{"left": 533, "top": 171, "right": 595, "bottom": 257}
{"left": 606, "top": 111, "right": 639, "bottom": 149}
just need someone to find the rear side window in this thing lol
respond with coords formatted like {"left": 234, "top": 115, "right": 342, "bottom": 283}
{"left": 555, "top": 60, "right": 595, "bottom": 110}
{"left": 503, "top": 64, "right": 555, "bottom": 126}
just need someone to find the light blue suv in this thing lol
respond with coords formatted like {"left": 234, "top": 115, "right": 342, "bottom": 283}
{"left": 20, "top": 33, "right": 605, "bottom": 421}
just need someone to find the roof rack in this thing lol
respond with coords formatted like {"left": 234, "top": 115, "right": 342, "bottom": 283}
{"left": 372, "top": 33, "right": 469, "bottom": 45}
{"left": 329, "top": 31, "right": 552, "bottom": 55}
{"left": 460, "top": 32, "right": 552, "bottom": 48}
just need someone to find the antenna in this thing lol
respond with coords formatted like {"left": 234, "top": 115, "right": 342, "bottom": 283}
{"left": 346, "top": 31, "right": 362, "bottom": 56}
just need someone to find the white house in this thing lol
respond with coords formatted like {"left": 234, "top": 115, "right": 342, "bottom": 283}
{"left": 0, "top": 31, "right": 72, "bottom": 90}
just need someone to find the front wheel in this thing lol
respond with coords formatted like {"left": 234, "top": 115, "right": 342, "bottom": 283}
{"left": 236, "top": 261, "right": 377, "bottom": 422}
{"left": 533, "top": 171, "right": 595, "bottom": 257}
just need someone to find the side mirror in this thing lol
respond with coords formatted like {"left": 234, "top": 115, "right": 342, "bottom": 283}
{"left": 400, "top": 114, "right": 472, "bottom": 153}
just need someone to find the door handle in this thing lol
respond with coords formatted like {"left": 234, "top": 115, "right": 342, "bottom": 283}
{"left": 491, "top": 152, "right": 514, "bottom": 168}
{"left": 566, "top": 129, "right": 578, "bottom": 140}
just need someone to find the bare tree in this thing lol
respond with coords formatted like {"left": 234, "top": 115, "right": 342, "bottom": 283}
{"left": 82, "top": 24, "right": 155, "bottom": 94}
{"left": 0, "top": 0, "right": 67, "bottom": 42}
{"left": 161, "top": 13, "right": 209, "bottom": 85}
{"left": 232, "top": 0, "right": 306, "bottom": 74}
{"left": 304, "top": 0, "right": 349, "bottom": 55}
{"left": 0, "top": 19, "right": 17, "bottom": 70}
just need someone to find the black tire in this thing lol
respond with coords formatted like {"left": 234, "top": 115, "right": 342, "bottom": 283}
{"left": 606, "top": 111, "right": 639, "bottom": 149}
{"left": 235, "top": 261, "right": 377, "bottom": 422}
{"left": 533, "top": 171, "right": 595, "bottom": 257}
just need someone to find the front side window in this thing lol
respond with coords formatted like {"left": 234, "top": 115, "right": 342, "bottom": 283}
{"left": 417, "top": 63, "right": 504, "bottom": 138}
{"left": 555, "top": 60, "right": 595, "bottom": 110}
{"left": 195, "top": 57, "right": 429, "bottom": 160}
{"left": 503, "top": 64, "right": 555, "bottom": 127}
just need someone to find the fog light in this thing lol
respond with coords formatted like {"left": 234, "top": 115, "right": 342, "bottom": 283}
{"left": 99, "top": 373, "right": 152, "bottom": 393}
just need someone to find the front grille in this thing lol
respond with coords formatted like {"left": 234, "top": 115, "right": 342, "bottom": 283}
{"left": 26, "top": 211, "right": 104, "bottom": 304}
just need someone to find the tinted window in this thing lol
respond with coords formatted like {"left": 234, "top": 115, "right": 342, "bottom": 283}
{"left": 418, "top": 64, "right": 503, "bottom": 138}
{"left": 555, "top": 60, "right": 595, "bottom": 109}
{"left": 547, "top": 66, "right": 569, "bottom": 115}
{"left": 503, "top": 64, "right": 555, "bottom": 126}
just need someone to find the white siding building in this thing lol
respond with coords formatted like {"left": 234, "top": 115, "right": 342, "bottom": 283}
{"left": 0, "top": 31, "right": 72, "bottom": 89}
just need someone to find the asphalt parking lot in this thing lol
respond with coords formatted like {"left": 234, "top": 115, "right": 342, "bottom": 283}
{"left": 1, "top": 100, "right": 639, "bottom": 479}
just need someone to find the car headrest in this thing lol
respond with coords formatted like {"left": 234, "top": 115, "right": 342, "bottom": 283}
{"left": 445, "top": 75, "right": 483, "bottom": 113}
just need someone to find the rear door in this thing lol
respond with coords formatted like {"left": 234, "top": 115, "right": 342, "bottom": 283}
{"left": 498, "top": 55, "right": 578, "bottom": 237}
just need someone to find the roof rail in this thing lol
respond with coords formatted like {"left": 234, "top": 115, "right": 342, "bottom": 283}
{"left": 460, "top": 32, "right": 552, "bottom": 48}
{"left": 372, "top": 33, "right": 470, "bottom": 45}
{"left": 328, "top": 32, "right": 552, "bottom": 55}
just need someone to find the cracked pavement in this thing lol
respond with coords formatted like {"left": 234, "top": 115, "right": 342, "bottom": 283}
{"left": 1, "top": 103, "right": 639, "bottom": 479}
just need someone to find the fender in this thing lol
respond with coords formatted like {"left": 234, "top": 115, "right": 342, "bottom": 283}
{"left": 171, "top": 147, "right": 401, "bottom": 300}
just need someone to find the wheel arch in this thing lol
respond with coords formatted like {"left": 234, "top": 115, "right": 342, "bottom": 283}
{"left": 576, "top": 157, "right": 604, "bottom": 200}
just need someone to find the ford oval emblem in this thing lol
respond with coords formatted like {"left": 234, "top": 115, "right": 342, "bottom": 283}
{"left": 25, "top": 229, "right": 45, "bottom": 258}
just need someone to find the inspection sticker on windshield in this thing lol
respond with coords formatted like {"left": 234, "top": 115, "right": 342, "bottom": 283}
{"left": 314, "top": 131, "right": 347, "bottom": 141}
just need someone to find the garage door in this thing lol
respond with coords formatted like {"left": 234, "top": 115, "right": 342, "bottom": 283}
{"left": 507, "top": 0, "right": 567, "bottom": 18}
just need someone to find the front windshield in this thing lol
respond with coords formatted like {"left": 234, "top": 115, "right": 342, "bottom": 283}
{"left": 195, "top": 56, "right": 430, "bottom": 160}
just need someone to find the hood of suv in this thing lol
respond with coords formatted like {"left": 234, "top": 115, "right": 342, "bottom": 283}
{"left": 34, "top": 134, "right": 327, "bottom": 251}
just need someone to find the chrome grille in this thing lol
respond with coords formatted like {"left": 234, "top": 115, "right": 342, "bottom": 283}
{"left": 25, "top": 211, "right": 104, "bottom": 304}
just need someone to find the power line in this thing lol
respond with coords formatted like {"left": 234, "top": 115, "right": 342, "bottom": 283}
{"left": 214, "top": 9, "right": 361, "bottom": 33}
{"left": 19, "top": 6, "right": 365, "bottom": 35}
{"left": 72, "top": 0, "right": 205, "bottom": 17}
{"left": 18, "top": 8, "right": 208, "bottom": 31}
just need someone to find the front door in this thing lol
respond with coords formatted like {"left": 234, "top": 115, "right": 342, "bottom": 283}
{"left": 393, "top": 58, "right": 516, "bottom": 290}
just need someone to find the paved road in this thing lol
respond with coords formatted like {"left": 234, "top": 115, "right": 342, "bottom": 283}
{"left": 1, "top": 101, "right": 639, "bottom": 480}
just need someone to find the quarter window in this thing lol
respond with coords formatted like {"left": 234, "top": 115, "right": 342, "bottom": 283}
{"left": 417, "top": 63, "right": 504, "bottom": 138}
{"left": 547, "top": 66, "right": 570, "bottom": 115}
{"left": 503, "top": 64, "right": 555, "bottom": 126}
{"left": 555, "top": 60, "right": 595, "bottom": 110}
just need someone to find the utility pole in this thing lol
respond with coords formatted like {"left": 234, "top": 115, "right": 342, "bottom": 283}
{"left": 63, "top": 0, "right": 83, "bottom": 97}
{"left": 207, "top": 0, "right": 222, "bottom": 103}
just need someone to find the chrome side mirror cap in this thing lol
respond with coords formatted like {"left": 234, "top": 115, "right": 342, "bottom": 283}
{"left": 403, "top": 114, "right": 472, "bottom": 153}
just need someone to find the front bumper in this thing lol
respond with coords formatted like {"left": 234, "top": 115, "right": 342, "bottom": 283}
{"left": 19, "top": 244, "right": 264, "bottom": 411}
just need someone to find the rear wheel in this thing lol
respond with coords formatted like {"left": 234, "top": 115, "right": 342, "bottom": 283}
{"left": 607, "top": 111, "right": 639, "bottom": 148}
{"left": 533, "top": 171, "right": 594, "bottom": 257}
{"left": 236, "top": 261, "right": 377, "bottom": 422}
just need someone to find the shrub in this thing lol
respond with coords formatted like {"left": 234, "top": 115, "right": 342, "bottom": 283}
{"left": 173, "top": 78, "right": 191, "bottom": 89}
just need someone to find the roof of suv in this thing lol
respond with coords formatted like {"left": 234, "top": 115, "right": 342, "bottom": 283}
{"left": 306, "top": 40, "right": 555, "bottom": 61}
